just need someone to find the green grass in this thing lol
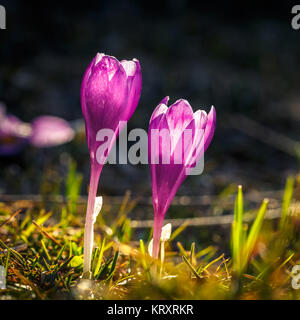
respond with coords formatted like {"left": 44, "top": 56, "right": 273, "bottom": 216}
{"left": 231, "top": 185, "right": 269, "bottom": 276}
{"left": 0, "top": 174, "right": 300, "bottom": 300}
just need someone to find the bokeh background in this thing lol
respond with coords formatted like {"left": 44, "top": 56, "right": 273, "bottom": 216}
{"left": 0, "top": 1, "right": 299, "bottom": 232}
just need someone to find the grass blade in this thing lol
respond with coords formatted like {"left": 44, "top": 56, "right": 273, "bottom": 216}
{"left": 279, "top": 176, "right": 294, "bottom": 231}
{"left": 93, "top": 237, "right": 106, "bottom": 278}
{"left": 231, "top": 185, "right": 244, "bottom": 274}
{"left": 244, "top": 199, "right": 269, "bottom": 268}
{"left": 182, "top": 255, "right": 202, "bottom": 280}
{"left": 106, "top": 251, "right": 119, "bottom": 282}
{"left": 139, "top": 239, "right": 151, "bottom": 281}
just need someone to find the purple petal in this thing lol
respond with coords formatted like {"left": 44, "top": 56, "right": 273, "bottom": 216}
{"left": 121, "top": 59, "right": 142, "bottom": 122}
{"left": 194, "top": 110, "right": 208, "bottom": 129}
{"left": 204, "top": 106, "right": 216, "bottom": 152}
{"left": 81, "top": 55, "right": 97, "bottom": 150}
{"left": 184, "top": 110, "right": 207, "bottom": 166}
{"left": 121, "top": 59, "right": 138, "bottom": 78}
{"left": 166, "top": 99, "right": 194, "bottom": 133}
{"left": 149, "top": 102, "right": 168, "bottom": 127}
{"left": 29, "top": 116, "right": 74, "bottom": 147}
{"left": 166, "top": 99, "right": 194, "bottom": 150}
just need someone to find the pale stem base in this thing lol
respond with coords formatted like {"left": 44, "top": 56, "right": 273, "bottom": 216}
{"left": 152, "top": 214, "right": 164, "bottom": 259}
{"left": 83, "top": 162, "right": 101, "bottom": 277}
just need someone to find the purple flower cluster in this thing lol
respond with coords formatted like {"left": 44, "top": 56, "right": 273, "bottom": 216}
{"left": 81, "top": 53, "right": 216, "bottom": 271}
{"left": 0, "top": 52, "right": 216, "bottom": 274}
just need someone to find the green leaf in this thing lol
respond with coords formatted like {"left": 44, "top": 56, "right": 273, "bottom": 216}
{"left": 54, "top": 244, "right": 66, "bottom": 263}
{"left": 93, "top": 238, "right": 106, "bottom": 278}
{"left": 106, "top": 251, "right": 119, "bottom": 282}
{"left": 5, "top": 249, "right": 10, "bottom": 276}
{"left": 243, "top": 199, "right": 269, "bottom": 269}
{"left": 139, "top": 239, "right": 151, "bottom": 281}
{"left": 231, "top": 185, "right": 244, "bottom": 275}
{"left": 41, "top": 239, "right": 52, "bottom": 262}
{"left": 69, "top": 255, "right": 83, "bottom": 268}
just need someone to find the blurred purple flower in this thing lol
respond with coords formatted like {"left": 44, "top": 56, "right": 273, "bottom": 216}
{"left": 0, "top": 104, "right": 75, "bottom": 155}
{"left": 30, "top": 116, "right": 74, "bottom": 147}
{"left": 148, "top": 97, "right": 216, "bottom": 258}
{"left": 80, "top": 53, "right": 142, "bottom": 275}
{"left": 0, "top": 104, "right": 31, "bottom": 155}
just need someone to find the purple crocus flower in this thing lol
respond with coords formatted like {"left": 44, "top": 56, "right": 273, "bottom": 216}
{"left": 0, "top": 104, "right": 75, "bottom": 155}
{"left": 30, "top": 116, "right": 74, "bottom": 147}
{"left": 80, "top": 53, "right": 142, "bottom": 275}
{"left": 148, "top": 97, "right": 216, "bottom": 258}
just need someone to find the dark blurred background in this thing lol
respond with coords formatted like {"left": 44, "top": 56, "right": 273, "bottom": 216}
{"left": 0, "top": 0, "right": 299, "bottom": 202}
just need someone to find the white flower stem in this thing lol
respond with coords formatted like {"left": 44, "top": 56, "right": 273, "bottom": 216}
{"left": 160, "top": 241, "right": 165, "bottom": 278}
{"left": 83, "top": 161, "right": 100, "bottom": 278}
{"left": 152, "top": 214, "right": 164, "bottom": 259}
{"left": 83, "top": 219, "right": 94, "bottom": 277}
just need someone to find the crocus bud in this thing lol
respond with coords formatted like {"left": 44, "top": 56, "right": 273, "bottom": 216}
{"left": 80, "top": 53, "right": 142, "bottom": 275}
{"left": 81, "top": 53, "right": 142, "bottom": 162}
{"left": 148, "top": 97, "right": 216, "bottom": 258}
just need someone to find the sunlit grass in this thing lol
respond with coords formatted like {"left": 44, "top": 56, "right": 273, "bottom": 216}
{"left": 0, "top": 165, "right": 300, "bottom": 299}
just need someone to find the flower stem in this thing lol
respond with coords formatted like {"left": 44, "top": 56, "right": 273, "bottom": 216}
{"left": 160, "top": 241, "right": 165, "bottom": 278}
{"left": 83, "top": 161, "right": 101, "bottom": 277}
{"left": 152, "top": 213, "right": 163, "bottom": 259}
